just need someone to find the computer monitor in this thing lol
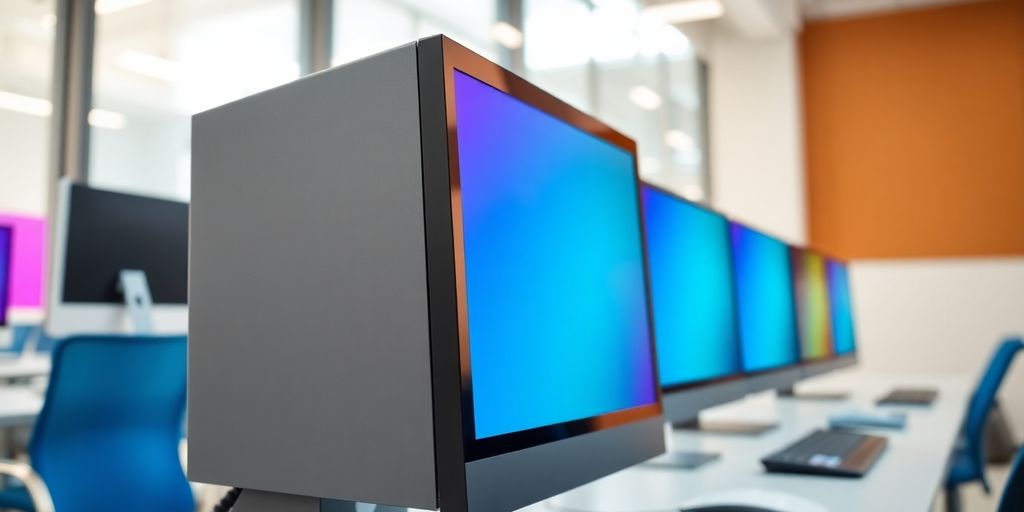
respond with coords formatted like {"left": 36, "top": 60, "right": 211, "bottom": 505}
{"left": 189, "top": 35, "right": 664, "bottom": 512}
{"left": 641, "top": 185, "right": 746, "bottom": 424}
{"left": 826, "top": 257, "right": 858, "bottom": 364}
{"left": 729, "top": 222, "right": 802, "bottom": 393}
{"left": 47, "top": 180, "right": 188, "bottom": 336}
{"left": 0, "top": 225, "right": 11, "bottom": 328}
{"left": 790, "top": 247, "right": 838, "bottom": 379}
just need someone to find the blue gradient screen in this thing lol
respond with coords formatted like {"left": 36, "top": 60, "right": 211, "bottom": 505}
{"left": 0, "top": 227, "right": 10, "bottom": 326}
{"left": 453, "top": 71, "right": 658, "bottom": 440}
{"left": 730, "top": 223, "right": 800, "bottom": 372}
{"left": 642, "top": 187, "right": 741, "bottom": 388}
{"left": 827, "top": 259, "right": 856, "bottom": 355}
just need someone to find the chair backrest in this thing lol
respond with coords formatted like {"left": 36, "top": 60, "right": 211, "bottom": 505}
{"left": 29, "top": 335, "right": 193, "bottom": 512}
{"left": 998, "top": 445, "right": 1024, "bottom": 512}
{"left": 964, "top": 337, "right": 1024, "bottom": 490}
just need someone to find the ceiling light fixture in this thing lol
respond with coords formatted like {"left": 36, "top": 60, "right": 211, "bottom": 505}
{"left": 643, "top": 0, "right": 724, "bottom": 24}
{"left": 88, "top": 109, "right": 128, "bottom": 130}
{"left": 628, "top": 86, "right": 663, "bottom": 111}
{"left": 116, "top": 50, "right": 182, "bottom": 82}
{"left": 490, "top": 21, "right": 524, "bottom": 50}
{"left": 95, "top": 0, "right": 153, "bottom": 16}
{"left": 0, "top": 91, "right": 126, "bottom": 130}
{"left": 664, "top": 129, "right": 696, "bottom": 152}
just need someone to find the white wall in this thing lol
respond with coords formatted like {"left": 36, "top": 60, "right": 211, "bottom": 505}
{"left": 0, "top": 110, "right": 50, "bottom": 216}
{"left": 852, "top": 257, "right": 1024, "bottom": 436}
{"left": 705, "top": 18, "right": 806, "bottom": 245}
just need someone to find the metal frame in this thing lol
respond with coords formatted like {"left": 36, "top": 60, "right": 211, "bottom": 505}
{"left": 300, "top": 0, "right": 334, "bottom": 74}
{"left": 49, "top": 0, "right": 95, "bottom": 197}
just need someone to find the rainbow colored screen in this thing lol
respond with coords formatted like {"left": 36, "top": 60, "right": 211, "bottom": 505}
{"left": 791, "top": 249, "right": 835, "bottom": 361}
{"left": 0, "top": 226, "right": 11, "bottom": 326}
{"left": 827, "top": 259, "right": 856, "bottom": 355}
{"left": 453, "top": 70, "right": 658, "bottom": 440}
{"left": 730, "top": 223, "right": 800, "bottom": 373}
{"left": 642, "top": 186, "right": 742, "bottom": 388}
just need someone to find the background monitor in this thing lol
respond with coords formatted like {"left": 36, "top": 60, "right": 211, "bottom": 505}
{"left": 48, "top": 180, "right": 189, "bottom": 336}
{"left": 0, "top": 226, "right": 11, "bottom": 328}
{"left": 827, "top": 258, "right": 857, "bottom": 359}
{"left": 791, "top": 248, "right": 835, "bottom": 362}
{"left": 641, "top": 185, "right": 747, "bottom": 422}
{"left": 729, "top": 222, "right": 802, "bottom": 392}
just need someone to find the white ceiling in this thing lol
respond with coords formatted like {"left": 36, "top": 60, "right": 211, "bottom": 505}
{"left": 800, "top": 0, "right": 985, "bottom": 20}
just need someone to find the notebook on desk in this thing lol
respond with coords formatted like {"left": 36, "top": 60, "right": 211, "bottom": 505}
{"left": 877, "top": 387, "right": 939, "bottom": 406}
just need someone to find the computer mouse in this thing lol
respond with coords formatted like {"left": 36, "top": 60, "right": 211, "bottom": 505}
{"left": 678, "top": 487, "right": 828, "bottom": 512}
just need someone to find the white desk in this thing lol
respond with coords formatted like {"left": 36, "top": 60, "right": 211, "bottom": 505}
{"left": 0, "top": 356, "right": 50, "bottom": 382}
{"left": 0, "top": 387, "right": 44, "bottom": 429}
{"left": 521, "top": 371, "right": 971, "bottom": 512}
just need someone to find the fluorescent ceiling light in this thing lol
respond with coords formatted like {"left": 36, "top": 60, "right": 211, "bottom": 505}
{"left": 88, "top": 109, "right": 127, "bottom": 130}
{"left": 490, "top": 21, "right": 524, "bottom": 50}
{"left": 0, "top": 90, "right": 125, "bottom": 130}
{"left": 628, "top": 86, "right": 663, "bottom": 111}
{"left": 664, "top": 129, "right": 696, "bottom": 152}
{"left": 643, "top": 0, "right": 724, "bottom": 24}
{"left": 116, "top": 50, "right": 182, "bottom": 82}
{"left": 95, "top": 0, "right": 152, "bottom": 15}
{"left": 0, "top": 91, "right": 53, "bottom": 117}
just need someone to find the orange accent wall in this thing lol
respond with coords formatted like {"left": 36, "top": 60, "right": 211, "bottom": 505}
{"left": 802, "top": 0, "right": 1024, "bottom": 259}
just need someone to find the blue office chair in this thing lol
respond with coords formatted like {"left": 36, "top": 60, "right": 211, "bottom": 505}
{"left": 998, "top": 445, "right": 1024, "bottom": 512}
{"left": 0, "top": 335, "right": 193, "bottom": 512}
{"left": 3, "top": 326, "right": 59, "bottom": 355}
{"left": 945, "top": 336, "right": 1024, "bottom": 512}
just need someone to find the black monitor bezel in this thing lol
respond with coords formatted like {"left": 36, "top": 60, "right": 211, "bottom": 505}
{"left": 641, "top": 183, "right": 748, "bottom": 395}
{"left": 434, "top": 37, "right": 663, "bottom": 463}
{"left": 728, "top": 220, "right": 804, "bottom": 377}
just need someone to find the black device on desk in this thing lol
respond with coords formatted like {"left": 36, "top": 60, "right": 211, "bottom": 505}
{"left": 877, "top": 387, "right": 938, "bottom": 406}
{"left": 761, "top": 429, "right": 887, "bottom": 477}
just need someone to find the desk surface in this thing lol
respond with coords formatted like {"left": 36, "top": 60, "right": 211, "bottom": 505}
{"left": 0, "top": 387, "right": 44, "bottom": 428}
{"left": 0, "top": 355, "right": 50, "bottom": 381}
{"left": 520, "top": 370, "right": 971, "bottom": 512}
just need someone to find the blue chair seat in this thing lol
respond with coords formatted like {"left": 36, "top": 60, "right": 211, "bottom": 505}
{"left": 0, "top": 485, "right": 35, "bottom": 511}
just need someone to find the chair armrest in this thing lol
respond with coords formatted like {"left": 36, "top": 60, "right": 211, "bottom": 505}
{"left": 0, "top": 459, "right": 54, "bottom": 512}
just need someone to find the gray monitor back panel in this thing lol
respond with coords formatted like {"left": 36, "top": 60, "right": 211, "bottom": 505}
{"left": 188, "top": 43, "right": 438, "bottom": 509}
{"left": 661, "top": 379, "right": 749, "bottom": 424}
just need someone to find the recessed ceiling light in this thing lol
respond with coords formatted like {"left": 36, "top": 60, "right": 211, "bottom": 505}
{"left": 490, "top": 21, "right": 524, "bottom": 50}
{"left": 628, "top": 86, "right": 663, "bottom": 111}
{"left": 0, "top": 91, "right": 52, "bottom": 117}
{"left": 116, "top": 50, "right": 182, "bottom": 82}
{"left": 95, "top": 0, "right": 152, "bottom": 16}
{"left": 643, "top": 0, "right": 725, "bottom": 24}
{"left": 664, "top": 129, "right": 696, "bottom": 152}
{"left": 88, "top": 109, "right": 127, "bottom": 130}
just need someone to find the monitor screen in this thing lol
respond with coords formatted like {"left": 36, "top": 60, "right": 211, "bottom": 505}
{"left": 642, "top": 186, "right": 742, "bottom": 389}
{"left": 62, "top": 184, "right": 188, "bottom": 305}
{"left": 827, "top": 258, "right": 856, "bottom": 356}
{"left": 453, "top": 69, "right": 658, "bottom": 442}
{"left": 791, "top": 248, "right": 835, "bottom": 361}
{"left": 0, "top": 226, "right": 11, "bottom": 326}
{"left": 730, "top": 223, "right": 800, "bottom": 373}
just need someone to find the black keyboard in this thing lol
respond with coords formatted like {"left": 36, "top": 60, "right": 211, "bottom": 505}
{"left": 761, "top": 429, "right": 887, "bottom": 477}
{"left": 877, "top": 387, "right": 938, "bottom": 406}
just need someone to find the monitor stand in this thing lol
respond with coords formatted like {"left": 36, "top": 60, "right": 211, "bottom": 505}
{"left": 777, "top": 386, "right": 850, "bottom": 401}
{"left": 118, "top": 269, "right": 154, "bottom": 335}
{"left": 233, "top": 489, "right": 408, "bottom": 512}
{"left": 672, "top": 418, "right": 777, "bottom": 436}
{"left": 644, "top": 450, "right": 720, "bottom": 470}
